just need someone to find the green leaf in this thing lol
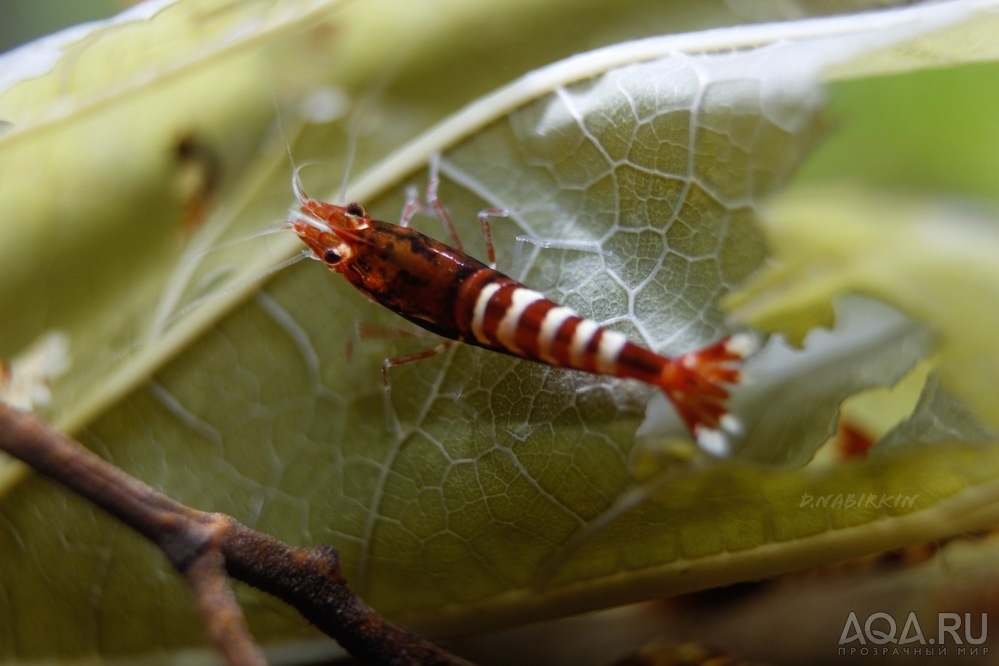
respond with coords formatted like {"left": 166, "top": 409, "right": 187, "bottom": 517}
{"left": 4, "top": 1, "right": 999, "bottom": 661}
{"left": 726, "top": 187, "right": 999, "bottom": 432}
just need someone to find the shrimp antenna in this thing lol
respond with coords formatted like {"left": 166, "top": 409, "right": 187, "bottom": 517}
{"left": 271, "top": 90, "right": 297, "bottom": 175}
{"left": 159, "top": 250, "right": 313, "bottom": 333}
{"left": 183, "top": 221, "right": 289, "bottom": 260}
{"left": 337, "top": 109, "right": 363, "bottom": 205}
{"left": 337, "top": 77, "right": 396, "bottom": 203}
{"left": 292, "top": 162, "right": 319, "bottom": 205}
{"left": 269, "top": 91, "right": 312, "bottom": 206}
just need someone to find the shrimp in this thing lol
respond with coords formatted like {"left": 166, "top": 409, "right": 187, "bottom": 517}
{"left": 288, "top": 182, "right": 754, "bottom": 454}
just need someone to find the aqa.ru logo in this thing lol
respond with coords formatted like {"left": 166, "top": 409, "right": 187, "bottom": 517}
{"left": 839, "top": 612, "right": 988, "bottom": 658}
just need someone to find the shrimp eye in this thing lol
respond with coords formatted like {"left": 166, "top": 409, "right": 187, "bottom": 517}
{"left": 345, "top": 202, "right": 365, "bottom": 217}
{"left": 323, "top": 248, "right": 342, "bottom": 265}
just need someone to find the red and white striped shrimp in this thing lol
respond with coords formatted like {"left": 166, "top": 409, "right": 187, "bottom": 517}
{"left": 288, "top": 184, "right": 754, "bottom": 454}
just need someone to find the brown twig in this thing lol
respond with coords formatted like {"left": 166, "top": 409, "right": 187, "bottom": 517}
{"left": 185, "top": 540, "right": 268, "bottom": 666}
{"left": 0, "top": 404, "right": 470, "bottom": 666}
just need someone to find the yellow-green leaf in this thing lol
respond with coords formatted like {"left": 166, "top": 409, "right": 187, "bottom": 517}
{"left": 727, "top": 187, "right": 999, "bottom": 432}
